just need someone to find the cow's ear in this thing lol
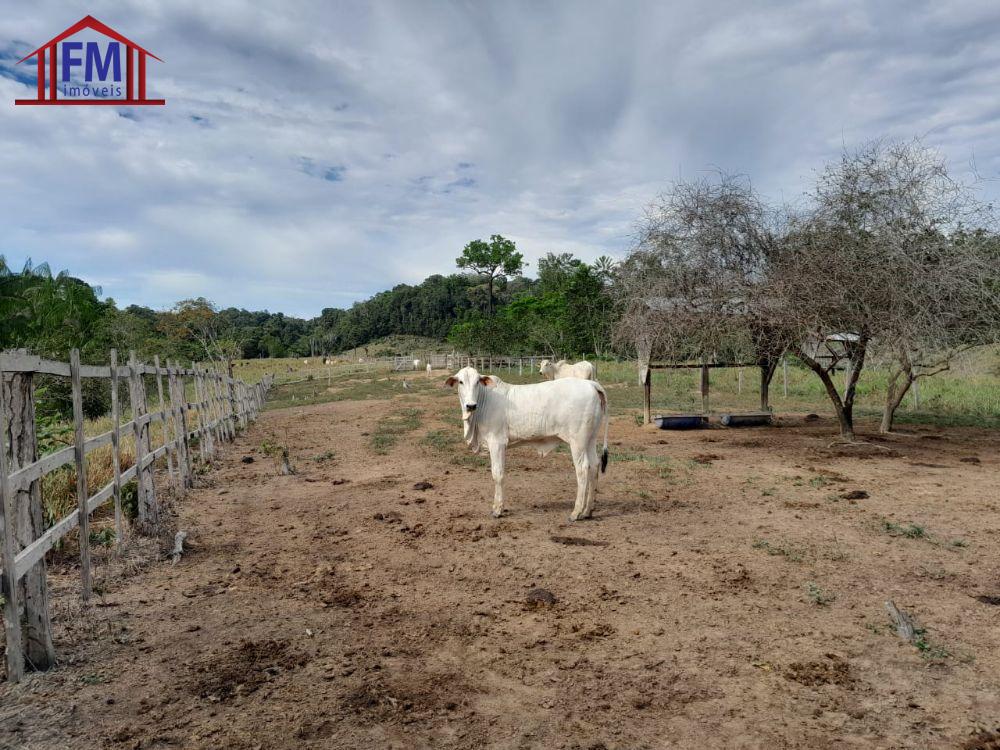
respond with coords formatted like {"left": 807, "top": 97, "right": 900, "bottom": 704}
{"left": 479, "top": 376, "right": 494, "bottom": 387}
{"left": 444, "top": 376, "right": 458, "bottom": 387}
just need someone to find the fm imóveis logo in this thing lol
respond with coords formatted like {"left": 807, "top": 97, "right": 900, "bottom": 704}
{"left": 14, "top": 15, "right": 164, "bottom": 106}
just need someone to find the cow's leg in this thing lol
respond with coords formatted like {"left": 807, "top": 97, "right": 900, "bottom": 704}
{"left": 568, "top": 442, "right": 592, "bottom": 521}
{"left": 582, "top": 442, "right": 600, "bottom": 518}
{"left": 488, "top": 440, "right": 507, "bottom": 518}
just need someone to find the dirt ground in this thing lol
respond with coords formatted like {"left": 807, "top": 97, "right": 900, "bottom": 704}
{"left": 2, "top": 386, "right": 1000, "bottom": 749}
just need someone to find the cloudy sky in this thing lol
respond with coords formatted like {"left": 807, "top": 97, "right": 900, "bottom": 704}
{"left": 2, "top": 1, "right": 999, "bottom": 318}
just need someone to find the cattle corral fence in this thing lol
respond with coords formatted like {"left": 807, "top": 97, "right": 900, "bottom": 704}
{"left": 391, "top": 354, "right": 549, "bottom": 373}
{"left": 0, "top": 348, "right": 273, "bottom": 683}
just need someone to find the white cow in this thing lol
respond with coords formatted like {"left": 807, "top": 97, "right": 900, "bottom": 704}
{"left": 426, "top": 362, "right": 433, "bottom": 376}
{"left": 539, "top": 358, "right": 596, "bottom": 381}
{"left": 445, "top": 366, "right": 608, "bottom": 521}
{"left": 413, "top": 359, "right": 422, "bottom": 371}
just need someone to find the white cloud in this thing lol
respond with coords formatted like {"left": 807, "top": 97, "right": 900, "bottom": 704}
{"left": 1, "top": 0, "right": 999, "bottom": 317}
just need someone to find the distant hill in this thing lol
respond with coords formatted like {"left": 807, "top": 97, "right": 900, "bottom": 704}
{"left": 337, "top": 335, "right": 458, "bottom": 359}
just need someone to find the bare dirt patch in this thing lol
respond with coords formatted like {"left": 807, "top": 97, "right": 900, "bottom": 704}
{"left": 189, "top": 639, "right": 309, "bottom": 702}
{"left": 2, "top": 390, "right": 999, "bottom": 749}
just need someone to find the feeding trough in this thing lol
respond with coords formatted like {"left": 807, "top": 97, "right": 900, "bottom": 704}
{"left": 719, "top": 411, "right": 773, "bottom": 427}
{"left": 653, "top": 414, "right": 709, "bottom": 430}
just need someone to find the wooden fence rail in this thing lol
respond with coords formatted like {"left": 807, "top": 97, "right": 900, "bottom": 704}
{"left": 0, "top": 348, "right": 274, "bottom": 683}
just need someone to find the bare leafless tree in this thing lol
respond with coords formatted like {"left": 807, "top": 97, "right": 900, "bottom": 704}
{"left": 614, "top": 172, "right": 792, "bottom": 408}
{"left": 772, "top": 139, "right": 998, "bottom": 439}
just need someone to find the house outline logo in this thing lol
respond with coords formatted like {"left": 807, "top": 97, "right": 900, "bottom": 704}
{"left": 14, "top": 15, "right": 165, "bottom": 106}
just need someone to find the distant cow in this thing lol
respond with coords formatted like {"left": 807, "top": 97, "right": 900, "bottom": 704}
{"left": 539, "top": 359, "right": 596, "bottom": 381}
{"left": 445, "top": 366, "right": 608, "bottom": 521}
{"left": 426, "top": 362, "right": 433, "bottom": 376}
{"left": 413, "top": 359, "right": 422, "bottom": 371}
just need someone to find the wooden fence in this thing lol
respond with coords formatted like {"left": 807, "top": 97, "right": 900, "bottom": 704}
{"left": 392, "top": 354, "right": 549, "bottom": 373}
{"left": 0, "top": 348, "right": 274, "bottom": 683}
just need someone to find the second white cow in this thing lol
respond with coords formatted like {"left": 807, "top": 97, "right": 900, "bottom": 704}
{"left": 446, "top": 366, "right": 608, "bottom": 520}
{"left": 539, "top": 358, "right": 596, "bottom": 381}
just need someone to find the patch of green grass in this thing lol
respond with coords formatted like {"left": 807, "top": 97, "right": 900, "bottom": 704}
{"left": 913, "top": 628, "right": 951, "bottom": 660}
{"left": 752, "top": 538, "right": 804, "bottom": 562}
{"left": 369, "top": 408, "right": 423, "bottom": 454}
{"left": 422, "top": 428, "right": 460, "bottom": 453}
{"left": 805, "top": 582, "right": 835, "bottom": 606}
{"left": 89, "top": 527, "right": 116, "bottom": 548}
{"left": 610, "top": 450, "right": 670, "bottom": 467}
{"left": 882, "top": 520, "right": 927, "bottom": 539}
{"left": 450, "top": 452, "right": 490, "bottom": 468}
{"left": 370, "top": 434, "right": 394, "bottom": 453}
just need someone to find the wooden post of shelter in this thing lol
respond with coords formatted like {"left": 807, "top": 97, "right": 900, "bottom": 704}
{"left": 700, "top": 362, "right": 710, "bottom": 414}
{"left": 642, "top": 366, "right": 651, "bottom": 425}
{"left": 69, "top": 349, "right": 92, "bottom": 601}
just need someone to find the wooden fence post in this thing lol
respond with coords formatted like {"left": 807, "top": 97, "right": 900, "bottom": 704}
{"left": 128, "top": 351, "right": 157, "bottom": 527}
{"left": 2, "top": 356, "right": 56, "bottom": 669}
{"left": 191, "top": 366, "right": 206, "bottom": 462}
{"left": 212, "top": 370, "right": 226, "bottom": 443}
{"left": 153, "top": 356, "right": 178, "bottom": 494}
{"left": 207, "top": 370, "right": 222, "bottom": 445}
{"left": 210, "top": 369, "right": 224, "bottom": 447}
{"left": 227, "top": 368, "right": 241, "bottom": 433}
{"left": 69, "top": 349, "right": 92, "bottom": 602}
{"left": 168, "top": 362, "right": 191, "bottom": 490}
{"left": 199, "top": 367, "right": 215, "bottom": 457}
{"left": 642, "top": 367, "right": 651, "bottom": 425}
{"left": 0, "top": 356, "right": 26, "bottom": 682}
{"left": 204, "top": 367, "right": 220, "bottom": 455}
{"left": 219, "top": 372, "right": 234, "bottom": 441}
{"left": 700, "top": 363, "right": 710, "bottom": 414}
{"left": 109, "top": 350, "right": 124, "bottom": 551}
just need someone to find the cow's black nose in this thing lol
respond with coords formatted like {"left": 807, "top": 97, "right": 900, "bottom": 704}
{"left": 465, "top": 404, "right": 477, "bottom": 411}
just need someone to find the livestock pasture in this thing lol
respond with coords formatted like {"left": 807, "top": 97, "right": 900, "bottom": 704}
{"left": 2, "top": 359, "right": 999, "bottom": 749}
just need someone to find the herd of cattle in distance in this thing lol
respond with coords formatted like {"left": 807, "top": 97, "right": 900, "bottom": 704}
{"left": 444, "top": 359, "right": 608, "bottom": 522}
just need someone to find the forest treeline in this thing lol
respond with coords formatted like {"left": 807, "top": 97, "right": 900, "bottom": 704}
{"left": 0, "top": 250, "right": 615, "bottom": 370}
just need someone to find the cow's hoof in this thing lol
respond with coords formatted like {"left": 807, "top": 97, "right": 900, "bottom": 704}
{"left": 491, "top": 510, "right": 504, "bottom": 519}
{"left": 568, "top": 514, "right": 579, "bottom": 522}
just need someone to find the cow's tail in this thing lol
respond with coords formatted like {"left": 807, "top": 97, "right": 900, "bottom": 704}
{"left": 596, "top": 385, "right": 609, "bottom": 474}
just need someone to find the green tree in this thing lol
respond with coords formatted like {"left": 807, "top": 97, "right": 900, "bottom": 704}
{"left": 456, "top": 234, "right": 525, "bottom": 315}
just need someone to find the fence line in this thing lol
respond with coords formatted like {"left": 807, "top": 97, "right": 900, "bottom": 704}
{"left": 0, "top": 348, "right": 274, "bottom": 682}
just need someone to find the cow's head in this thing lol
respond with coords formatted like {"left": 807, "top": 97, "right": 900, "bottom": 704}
{"left": 445, "top": 367, "right": 494, "bottom": 422}
{"left": 538, "top": 359, "right": 552, "bottom": 378}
